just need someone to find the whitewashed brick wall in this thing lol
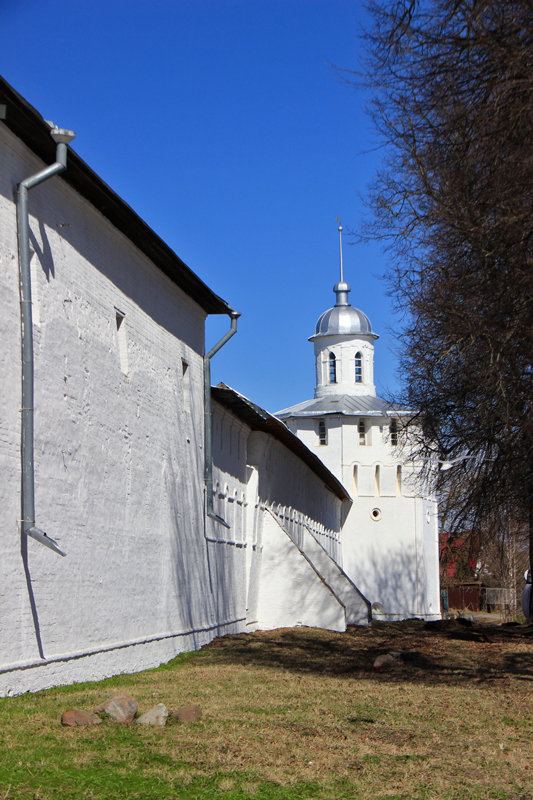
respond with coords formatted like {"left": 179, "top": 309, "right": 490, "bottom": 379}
{"left": 0, "top": 119, "right": 372, "bottom": 698}
{"left": 0, "top": 123, "right": 242, "bottom": 696}
{"left": 211, "top": 403, "right": 370, "bottom": 631}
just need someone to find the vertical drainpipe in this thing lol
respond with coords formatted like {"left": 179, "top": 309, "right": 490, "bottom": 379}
{"left": 17, "top": 125, "right": 75, "bottom": 557}
{"left": 204, "top": 311, "right": 240, "bottom": 527}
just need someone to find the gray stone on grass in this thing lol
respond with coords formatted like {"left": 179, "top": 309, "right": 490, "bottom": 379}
{"left": 373, "top": 653, "right": 400, "bottom": 671}
{"left": 94, "top": 692, "right": 138, "bottom": 723}
{"left": 171, "top": 704, "right": 203, "bottom": 723}
{"left": 374, "top": 651, "right": 414, "bottom": 670}
{"left": 136, "top": 703, "right": 168, "bottom": 726}
{"left": 61, "top": 709, "right": 102, "bottom": 727}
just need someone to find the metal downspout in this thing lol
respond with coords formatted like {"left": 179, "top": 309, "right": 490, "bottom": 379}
{"left": 17, "top": 127, "right": 75, "bottom": 557}
{"left": 204, "top": 311, "right": 240, "bottom": 527}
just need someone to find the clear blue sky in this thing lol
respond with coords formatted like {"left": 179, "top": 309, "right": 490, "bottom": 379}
{"left": 1, "top": 0, "right": 400, "bottom": 414}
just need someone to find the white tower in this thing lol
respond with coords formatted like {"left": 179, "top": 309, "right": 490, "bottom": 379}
{"left": 276, "top": 223, "right": 441, "bottom": 622}
{"left": 311, "top": 227, "right": 379, "bottom": 398}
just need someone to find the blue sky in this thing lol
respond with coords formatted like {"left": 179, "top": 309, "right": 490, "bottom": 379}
{"left": 1, "top": 0, "right": 399, "bottom": 414}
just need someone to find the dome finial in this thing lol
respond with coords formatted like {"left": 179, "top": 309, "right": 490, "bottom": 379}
{"left": 334, "top": 217, "right": 350, "bottom": 306}
{"left": 336, "top": 216, "right": 344, "bottom": 282}
{"left": 310, "top": 222, "right": 378, "bottom": 340}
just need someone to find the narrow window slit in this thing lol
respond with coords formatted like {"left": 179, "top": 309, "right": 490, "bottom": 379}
{"left": 396, "top": 465, "right": 402, "bottom": 496}
{"left": 355, "top": 352, "right": 363, "bottom": 383}
{"left": 329, "top": 352, "right": 337, "bottom": 384}
{"left": 115, "top": 309, "right": 128, "bottom": 376}
{"left": 182, "top": 360, "right": 191, "bottom": 412}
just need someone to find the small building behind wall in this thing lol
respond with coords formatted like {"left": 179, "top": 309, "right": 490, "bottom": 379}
{"left": 0, "top": 79, "right": 239, "bottom": 697}
{"left": 210, "top": 385, "right": 371, "bottom": 632}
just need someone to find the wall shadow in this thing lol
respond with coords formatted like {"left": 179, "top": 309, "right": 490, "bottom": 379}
{"left": 20, "top": 533, "right": 45, "bottom": 660}
{"left": 30, "top": 220, "right": 55, "bottom": 281}
{"left": 198, "top": 619, "right": 533, "bottom": 689}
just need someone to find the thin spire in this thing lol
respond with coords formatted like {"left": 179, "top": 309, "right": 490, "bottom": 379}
{"left": 334, "top": 217, "right": 350, "bottom": 306}
{"left": 336, "top": 216, "right": 344, "bottom": 282}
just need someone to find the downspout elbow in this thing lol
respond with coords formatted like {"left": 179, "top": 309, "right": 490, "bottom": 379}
{"left": 205, "top": 311, "right": 241, "bottom": 360}
{"left": 19, "top": 128, "right": 75, "bottom": 192}
{"left": 204, "top": 311, "right": 241, "bottom": 528}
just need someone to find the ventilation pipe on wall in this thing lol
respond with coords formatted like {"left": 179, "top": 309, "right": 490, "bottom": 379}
{"left": 17, "top": 124, "right": 75, "bottom": 557}
{"left": 204, "top": 311, "right": 240, "bottom": 527}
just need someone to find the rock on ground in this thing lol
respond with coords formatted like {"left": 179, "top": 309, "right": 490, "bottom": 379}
{"left": 61, "top": 709, "right": 102, "bottom": 726}
{"left": 373, "top": 653, "right": 400, "bottom": 670}
{"left": 136, "top": 703, "right": 168, "bottom": 726}
{"left": 94, "top": 693, "right": 138, "bottom": 723}
{"left": 171, "top": 704, "right": 203, "bottom": 723}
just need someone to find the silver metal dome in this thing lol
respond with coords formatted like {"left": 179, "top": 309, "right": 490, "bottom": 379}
{"left": 310, "top": 280, "right": 379, "bottom": 340}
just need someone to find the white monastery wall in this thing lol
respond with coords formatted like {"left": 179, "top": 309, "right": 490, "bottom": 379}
{"left": 207, "top": 406, "right": 250, "bottom": 630}
{"left": 0, "top": 105, "right": 377, "bottom": 697}
{"left": 0, "top": 124, "right": 242, "bottom": 697}
{"left": 256, "top": 512, "right": 346, "bottom": 633}
{"left": 247, "top": 431, "right": 341, "bottom": 561}
{"left": 284, "top": 522, "right": 370, "bottom": 626}
{"left": 211, "top": 404, "right": 370, "bottom": 632}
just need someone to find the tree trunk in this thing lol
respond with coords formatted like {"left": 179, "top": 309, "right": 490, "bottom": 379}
{"left": 529, "top": 498, "right": 533, "bottom": 621}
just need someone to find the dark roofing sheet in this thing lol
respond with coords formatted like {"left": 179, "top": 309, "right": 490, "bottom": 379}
{"left": 212, "top": 384, "right": 351, "bottom": 501}
{"left": 0, "top": 77, "right": 231, "bottom": 316}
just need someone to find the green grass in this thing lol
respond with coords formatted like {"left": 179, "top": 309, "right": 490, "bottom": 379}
{"left": 0, "top": 621, "right": 532, "bottom": 799}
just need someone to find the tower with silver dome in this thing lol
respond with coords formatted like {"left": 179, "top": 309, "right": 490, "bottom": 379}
{"left": 275, "top": 224, "right": 440, "bottom": 623}
{"left": 310, "top": 274, "right": 378, "bottom": 399}
{"left": 276, "top": 224, "right": 394, "bottom": 419}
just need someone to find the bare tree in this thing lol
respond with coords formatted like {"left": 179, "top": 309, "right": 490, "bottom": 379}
{"left": 358, "top": 0, "right": 533, "bottom": 614}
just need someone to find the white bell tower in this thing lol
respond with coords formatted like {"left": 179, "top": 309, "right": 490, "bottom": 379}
{"left": 309, "top": 225, "right": 379, "bottom": 399}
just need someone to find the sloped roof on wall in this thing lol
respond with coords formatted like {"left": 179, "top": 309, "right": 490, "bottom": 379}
{"left": 212, "top": 384, "right": 351, "bottom": 501}
{"left": 276, "top": 393, "right": 410, "bottom": 419}
{"left": 0, "top": 77, "right": 232, "bottom": 316}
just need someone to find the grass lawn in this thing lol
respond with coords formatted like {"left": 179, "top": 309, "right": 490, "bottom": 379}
{"left": 0, "top": 619, "right": 532, "bottom": 800}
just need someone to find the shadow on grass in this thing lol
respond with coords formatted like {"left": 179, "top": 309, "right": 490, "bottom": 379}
{"left": 196, "top": 619, "right": 533, "bottom": 687}
{"left": 503, "top": 651, "right": 533, "bottom": 681}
